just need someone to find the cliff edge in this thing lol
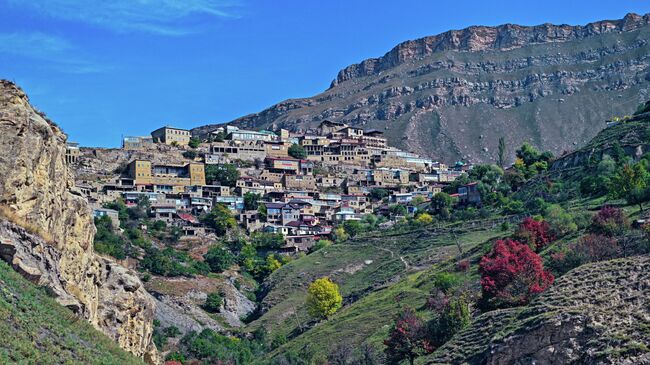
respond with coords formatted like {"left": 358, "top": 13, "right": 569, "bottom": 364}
{"left": 0, "top": 80, "right": 159, "bottom": 364}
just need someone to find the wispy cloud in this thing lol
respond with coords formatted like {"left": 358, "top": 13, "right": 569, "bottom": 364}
{"left": 0, "top": 32, "right": 110, "bottom": 74}
{"left": 10, "top": 0, "right": 240, "bottom": 36}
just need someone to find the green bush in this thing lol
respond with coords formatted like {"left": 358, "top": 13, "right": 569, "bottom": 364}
{"left": 544, "top": 204, "right": 577, "bottom": 237}
{"left": 188, "top": 137, "right": 201, "bottom": 149}
{"left": 288, "top": 143, "right": 307, "bottom": 159}
{"left": 204, "top": 292, "right": 223, "bottom": 313}
{"left": 204, "top": 246, "right": 235, "bottom": 273}
{"left": 93, "top": 216, "right": 127, "bottom": 260}
{"left": 433, "top": 272, "right": 460, "bottom": 294}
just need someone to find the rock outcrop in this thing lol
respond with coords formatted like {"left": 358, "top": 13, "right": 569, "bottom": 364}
{"left": 419, "top": 255, "right": 650, "bottom": 364}
{"left": 0, "top": 80, "right": 159, "bottom": 363}
{"left": 193, "top": 13, "right": 650, "bottom": 164}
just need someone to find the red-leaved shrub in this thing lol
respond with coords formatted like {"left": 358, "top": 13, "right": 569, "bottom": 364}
{"left": 479, "top": 239, "right": 554, "bottom": 307}
{"left": 591, "top": 206, "right": 629, "bottom": 237}
{"left": 384, "top": 307, "right": 432, "bottom": 364}
{"left": 514, "top": 217, "right": 555, "bottom": 251}
{"left": 572, "top": 234, "right": 620, "bottom": 262}
{"left": 456, "top": 260, "right": 470, "bottom": 272}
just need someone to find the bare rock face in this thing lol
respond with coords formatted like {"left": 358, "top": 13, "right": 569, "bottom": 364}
{"left": 146, "top": 275, "right": 256, "bottom": 336}
{"left": 193, "top": 13, "right": 650, "bottom": 164}
{"left": 0, "top": 80, "right": 159, "bottom": 363}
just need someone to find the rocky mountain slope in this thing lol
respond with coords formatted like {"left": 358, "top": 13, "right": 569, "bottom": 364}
{"left": 0, "top": 80, "right": 159, "bottom": 363}
{"left": 193, "top": 13, "right": 650, "bottom": 163}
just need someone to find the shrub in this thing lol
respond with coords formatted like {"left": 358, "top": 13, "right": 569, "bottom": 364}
{"left": 383, "top": 307, "right": 432, "bottom": 365}
{"left": 514, "top": 217, "right": 554, "bottom": 251}
{"left": 182, "top": 150, "right": 197, "bottom": 159}
{"left": 201, "top": 204, "right": 237, "bottom": 236}
{"left": 572, "top": 234, "right": 620, "bottom": 262}
{"left": 415, "top": 212, "right": 433, "bottom": 225}
{"left": 332, "top": 227, "right": 349, "bottom": 242}
{"left": 204, "top": 246, "right": 235, "bottom": 273}
{"left": 455, "top": 260, "right": 470, "bottom": 272}
{"left": 547, "top": 249, "right": 583, "bottom": 276}
{"left": 343, "top": 220, "right": 364, "bottom": 237}
{"left": 180, "top": 328, "right": 259, "bottom": 364}
{"left": 306, "top": 277, "right": 342, "bottom": 319}
{"left": 369, "top": 188, "right": 389, "bottom": 201}
{"left": 250, "top": 232, "right": 285, "bottom": 249}
{"left": 310, "top": 239, "right": 332, "bottom": 253}
{"left": 204, "top": 292, "right": 223, "bottom": 313}
{"left": 243, "top": 192, "right": 262, "bottom": 211}
{"left": 590, "top": 206, "right": 629, "bottom": 237}
{"left": 188, "top": 137, "right": 201, "bottom": 148}
{"left": 544, "top": 205, "right": 577, "bottom": 237}
{"left": 479, "top": 239, "right": 554, "bottom": 308}
{"left": 502, "top": 199, "right": 524, "bottom": 214}
{"left": 428, "top": 295, "right": 471, "bottom": 347}
{"left": 93, "top": 216, "right": 127, "bottom": 259}
{"left": 432, "top": 272, "right": 460, "bottom": 294}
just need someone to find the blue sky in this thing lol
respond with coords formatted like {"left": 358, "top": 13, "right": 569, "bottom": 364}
{"left": 1, "top": 1, "right": 649, "bottom": 147}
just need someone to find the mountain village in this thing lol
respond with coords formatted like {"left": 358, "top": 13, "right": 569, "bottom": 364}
{"left": 68, "top": 121, "right": 477, "bottom": 253}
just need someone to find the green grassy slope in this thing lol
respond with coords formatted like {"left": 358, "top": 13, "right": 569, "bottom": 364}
{"left": 0, "top": 260, "right": 144, "bottom": 365}
{"left": 248, "top": 223, "right": 510, "bottom": 361}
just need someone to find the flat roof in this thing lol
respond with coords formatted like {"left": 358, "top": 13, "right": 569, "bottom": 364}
{"left": 152, "top": 126, "right": 190, "bottom": 132}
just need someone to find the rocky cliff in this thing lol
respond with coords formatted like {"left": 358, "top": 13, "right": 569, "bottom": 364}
{"left": 0, "top": 80, "right": 159, "bottom": 363}
{"left": 194, "top": 13, "right": 650, "bottom": 164}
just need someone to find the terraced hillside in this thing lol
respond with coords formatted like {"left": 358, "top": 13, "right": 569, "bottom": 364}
{"left": 246, "top": 221, "right": 512, "bottom": 361}
{"left": 0, "top": 259, "right": 144, "bottom": 364}
{"left": 418, "top": 255, "right": 650, "bottom": 364}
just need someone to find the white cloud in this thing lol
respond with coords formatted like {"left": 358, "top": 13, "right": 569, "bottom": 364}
{"left": 0, "top": 32, "right": 110, "bottom": 74}
{"left": 10, "top": 0, "right": 240, "bottom": 35}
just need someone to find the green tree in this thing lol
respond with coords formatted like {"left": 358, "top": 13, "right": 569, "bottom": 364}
{"left": 288, "top": 143, "right": 307, "bottom": 159}
{"left": 250, "top": 232, "right": 285, "bottom": 249}
{"left": 430, "top": 192, "right": 453, "bottom": 217}
{"left": 343, "top": 220, "right": 363, "bottom": 237}
{"left": 202, "top": 204, "right": 237, "bottom": 235}
{"left": 498, "top": 137, "right": 506, "bottom": 168}
{"left": 544, "top": 204, "right": 577, "bottom": 237}
{"left": 610, "top": 161, "right": 650, "bottom": 211}
{"left": 306, "top": 277, "right": 343, "bottom": 319}
{"left": 332, "top": 226, "right": 349, "bottom": 242}
{"left": 243, "top": 192, "right": 262, "bottom": 211}
{"left": 212, "top": 131, "right": 226, "bottom": 142}
{"left": 205, "top": 164, "right": 240, "bottom": 187}
{"left": 257, "top": 203, "right": 267, "bottom": 222}
{"left": 188, "top": 137, "right": 201, "bottom": 149}
{"left": 389, "top": 204, "right": 407, "bottom": 217}
{"left": 204, "top": 245, "right": 235, "bottom": 273}
{"left": 369, "top": 188, "right": 389, "bottom": 201}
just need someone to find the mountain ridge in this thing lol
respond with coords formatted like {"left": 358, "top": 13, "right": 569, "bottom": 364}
{"left": 193, "top": 12, "right": 650, "bottom": 164}
{"left": 331, "top": 12, "right": 650, "bottom": 86}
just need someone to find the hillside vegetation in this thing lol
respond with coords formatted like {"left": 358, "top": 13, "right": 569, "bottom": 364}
{"left": 237, "top": 102, "right": 650, "bottom": 364}
{"left": 0, "top": 259, "right": 144, "bottom": 364}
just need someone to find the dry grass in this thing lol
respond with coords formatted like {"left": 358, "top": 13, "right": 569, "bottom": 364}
{"left": 0, "top": 204, "right": 54, "bottom": 243}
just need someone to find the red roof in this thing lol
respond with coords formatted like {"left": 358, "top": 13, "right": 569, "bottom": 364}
{"left": 177, "top": 213, "right": 199, "bottom": 224}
